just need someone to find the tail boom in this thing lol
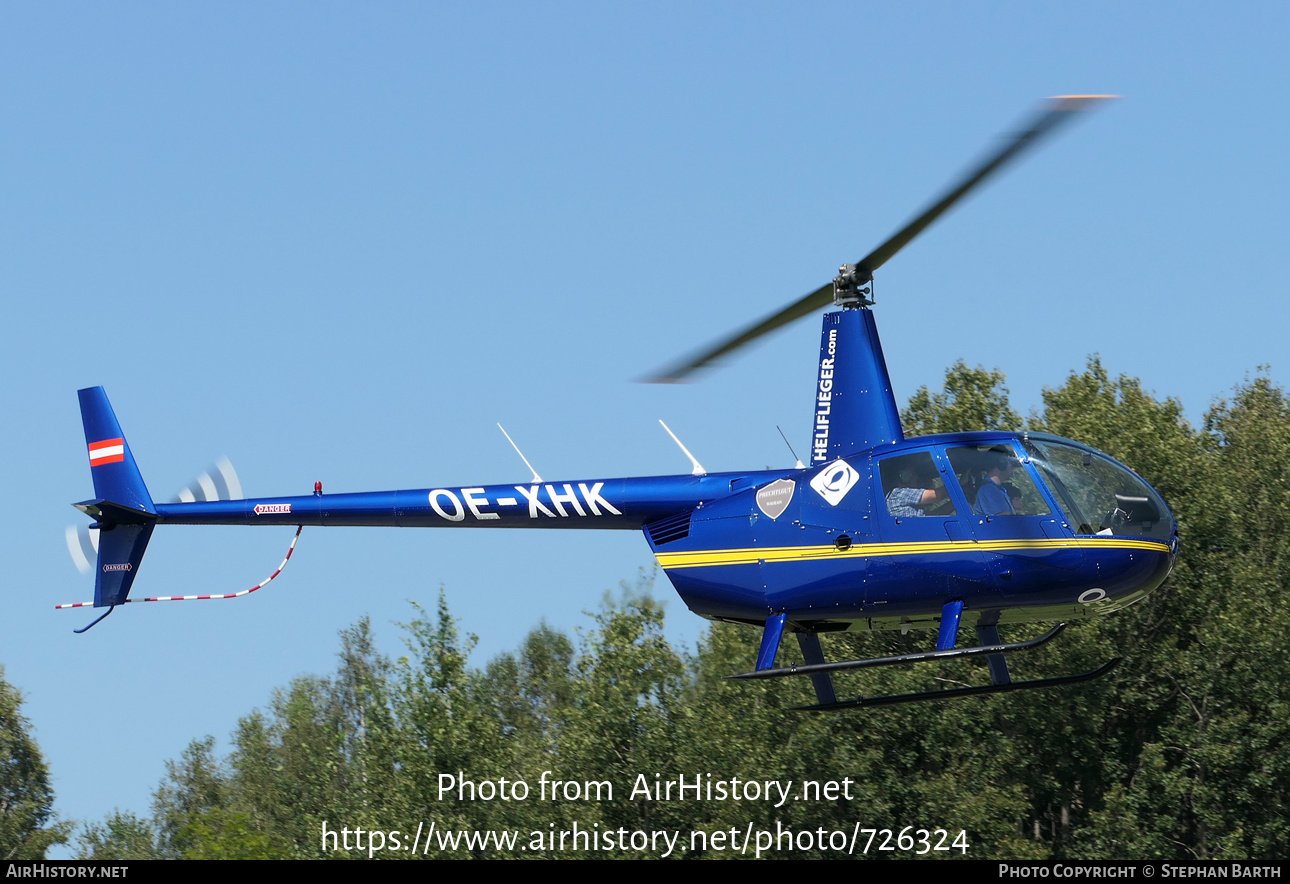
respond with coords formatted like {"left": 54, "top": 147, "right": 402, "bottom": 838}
{"left": 151, "top": 472, "right": 786, "bottom": 529}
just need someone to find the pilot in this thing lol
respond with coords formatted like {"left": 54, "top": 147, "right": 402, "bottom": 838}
{"left": 974, "top": 451, "right": 1019, "bottom": 515}
{"left": 885, "top": 463, "right": 942, "bottom": 517}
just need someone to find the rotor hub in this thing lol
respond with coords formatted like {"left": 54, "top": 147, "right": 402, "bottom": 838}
{"left": 832, "top": 264, "right": 874, "bottom": 308}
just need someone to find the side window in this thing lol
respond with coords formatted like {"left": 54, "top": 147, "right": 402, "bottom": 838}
{"left": 946, "top": 444, "right": 1050, "bottom": 516}
{"left": 879, "top": 452, "right": 956, "bottom": 518}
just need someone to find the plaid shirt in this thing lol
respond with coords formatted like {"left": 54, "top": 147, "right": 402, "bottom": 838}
{"left": 886, "top": 486, "right": 928, "bottom": 517}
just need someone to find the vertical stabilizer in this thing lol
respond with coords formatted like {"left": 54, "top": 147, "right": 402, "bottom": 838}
{"left": 808, "top": 309, "right": 904, "bottom": 465}
{"left": 78, "top": 387, "right": 156, "bottom": 515}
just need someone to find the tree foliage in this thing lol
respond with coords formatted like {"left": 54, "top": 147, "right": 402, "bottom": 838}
{"left": 0, "top": 668, "right": 69, "bottom": 859}
{"left": 76, "top": 811, "right": 160, "bottom": 860}
{"left": 78, "top": 364, "right": 1290, "bottom": 859}
{"left": 902, "top": 360, "right": 1023, "bottom": 435}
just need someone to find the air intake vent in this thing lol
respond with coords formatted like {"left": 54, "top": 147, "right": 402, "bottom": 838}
{"left": 645, "top": 511, "right": 692, "bottom": 546}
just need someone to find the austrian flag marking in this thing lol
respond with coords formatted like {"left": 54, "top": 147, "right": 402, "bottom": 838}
{"left": 88, "top": 438, "right": 125, "bottom": 467}
{"left": 254, "top": 504, "right": 292, "bottom": 515}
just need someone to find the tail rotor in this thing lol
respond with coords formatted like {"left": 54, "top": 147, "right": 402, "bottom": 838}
{"left": 65, "top": 457, "right": 242, "bottom": 574}
{"left": 171, "top": 456, "right": 242, "bottom": 504}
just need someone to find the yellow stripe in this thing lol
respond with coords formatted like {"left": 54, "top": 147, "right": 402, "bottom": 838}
{"left": 655, "top": 537, "right": 1170, "bottom": 570}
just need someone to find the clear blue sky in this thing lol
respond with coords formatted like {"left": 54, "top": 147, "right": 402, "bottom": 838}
{"left": 2, "top": 2, "right": 1286, "bottom": 845}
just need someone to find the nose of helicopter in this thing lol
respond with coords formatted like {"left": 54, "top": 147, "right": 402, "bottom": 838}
{"left": 1102, "top": 487, "right": 1178, "bottom": 609}
{"left": 1017, "top": 434, "right": 1180, "bottom": 609}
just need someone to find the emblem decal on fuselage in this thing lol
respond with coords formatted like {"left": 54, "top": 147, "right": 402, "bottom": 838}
{"left": 756, "top": 478, "right": 795, "bottom": 520}
{"left": 810, "top": 458, "right": 860, "bottom": 507}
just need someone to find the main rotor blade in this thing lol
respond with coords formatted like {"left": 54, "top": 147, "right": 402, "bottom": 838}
{"left": 648, "top": 281, "right": 833, "bottom": 383}
{"left": 646, "top": 95, "right": 1114, "bottom": 383}
{"left": 854, "top": 95, "right": 1114, "bottom": 277}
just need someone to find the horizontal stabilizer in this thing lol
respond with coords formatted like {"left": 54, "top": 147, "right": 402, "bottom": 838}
{"left": 73, "top": 499, "right": 156, "bottom": 525}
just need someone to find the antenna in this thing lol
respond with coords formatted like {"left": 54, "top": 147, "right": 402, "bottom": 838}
{"left": 497, "top": 424, "right": 542, "bottom": 483}
{"left": 658, "top": 420, "right": 706, "bottom": 476}
{"left": 777, "top": 425, "right": 806, "bottom": 469}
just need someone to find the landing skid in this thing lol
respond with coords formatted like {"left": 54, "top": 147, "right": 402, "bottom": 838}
{"left": 794, "top": 659, "right": 1118, "bottom": 712}
{"left": 728, "top": 623, "right": 1068, "bottom": 681}
{"left": 731, "top": 613, "right": 1119, "bottom": 711}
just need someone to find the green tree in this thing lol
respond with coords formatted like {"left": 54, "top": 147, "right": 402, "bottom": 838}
{"left": 75, "top": 811, "right": 161, "bottom": 860}
{"left": 562, "top": 590, "right": 684, "bottom": 842}
{"left": 902, "top": 360, "right": 1022, "bottom": 435}
{"left": 0, "top": 667, "right": 69, "bottom": 859}
{"left": 215, "top": 618, "right": 403, "bottom": 857}
{"left": 1074, "top": 374, "right": 1289, "bottom": 858}
{"left": 150, "top": 736, "right": 230, "bottom": 858}
{"left": 178, "top": 808, "right": 290, "bottom": 860}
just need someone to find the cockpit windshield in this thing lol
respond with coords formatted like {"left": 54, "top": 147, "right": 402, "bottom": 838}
{"left": 1021, "top": 436, "right": 1172, "bottom": 541}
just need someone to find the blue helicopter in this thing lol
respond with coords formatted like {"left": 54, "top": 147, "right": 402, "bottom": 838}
{"left": 66, "top": 96, "right": 1178, "bottom": 709}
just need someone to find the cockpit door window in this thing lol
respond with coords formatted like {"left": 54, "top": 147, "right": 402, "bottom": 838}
{"left": 946, "top": 444, "right": 1051, "bottom": 516}
{"left": 877, "top": 452, "right": 957, "bottom": 518}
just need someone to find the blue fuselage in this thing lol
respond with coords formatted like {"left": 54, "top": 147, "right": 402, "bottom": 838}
{"left": 153, "top": 430, "right": 1177, "bottom": 634}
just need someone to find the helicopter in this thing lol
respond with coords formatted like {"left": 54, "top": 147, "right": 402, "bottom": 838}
{"left": 64, "top": 95, "right": 1178, "bottom": 710}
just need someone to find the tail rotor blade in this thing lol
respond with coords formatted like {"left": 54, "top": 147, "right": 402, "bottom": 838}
{"left": 170, "top": 457, "right": 243, "bottom": 503}
{"left": 65, "top": 524, "right": 100, "bottom": 575}
{"left": 215, "top": 456, "right": 242, "bottom": 500}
